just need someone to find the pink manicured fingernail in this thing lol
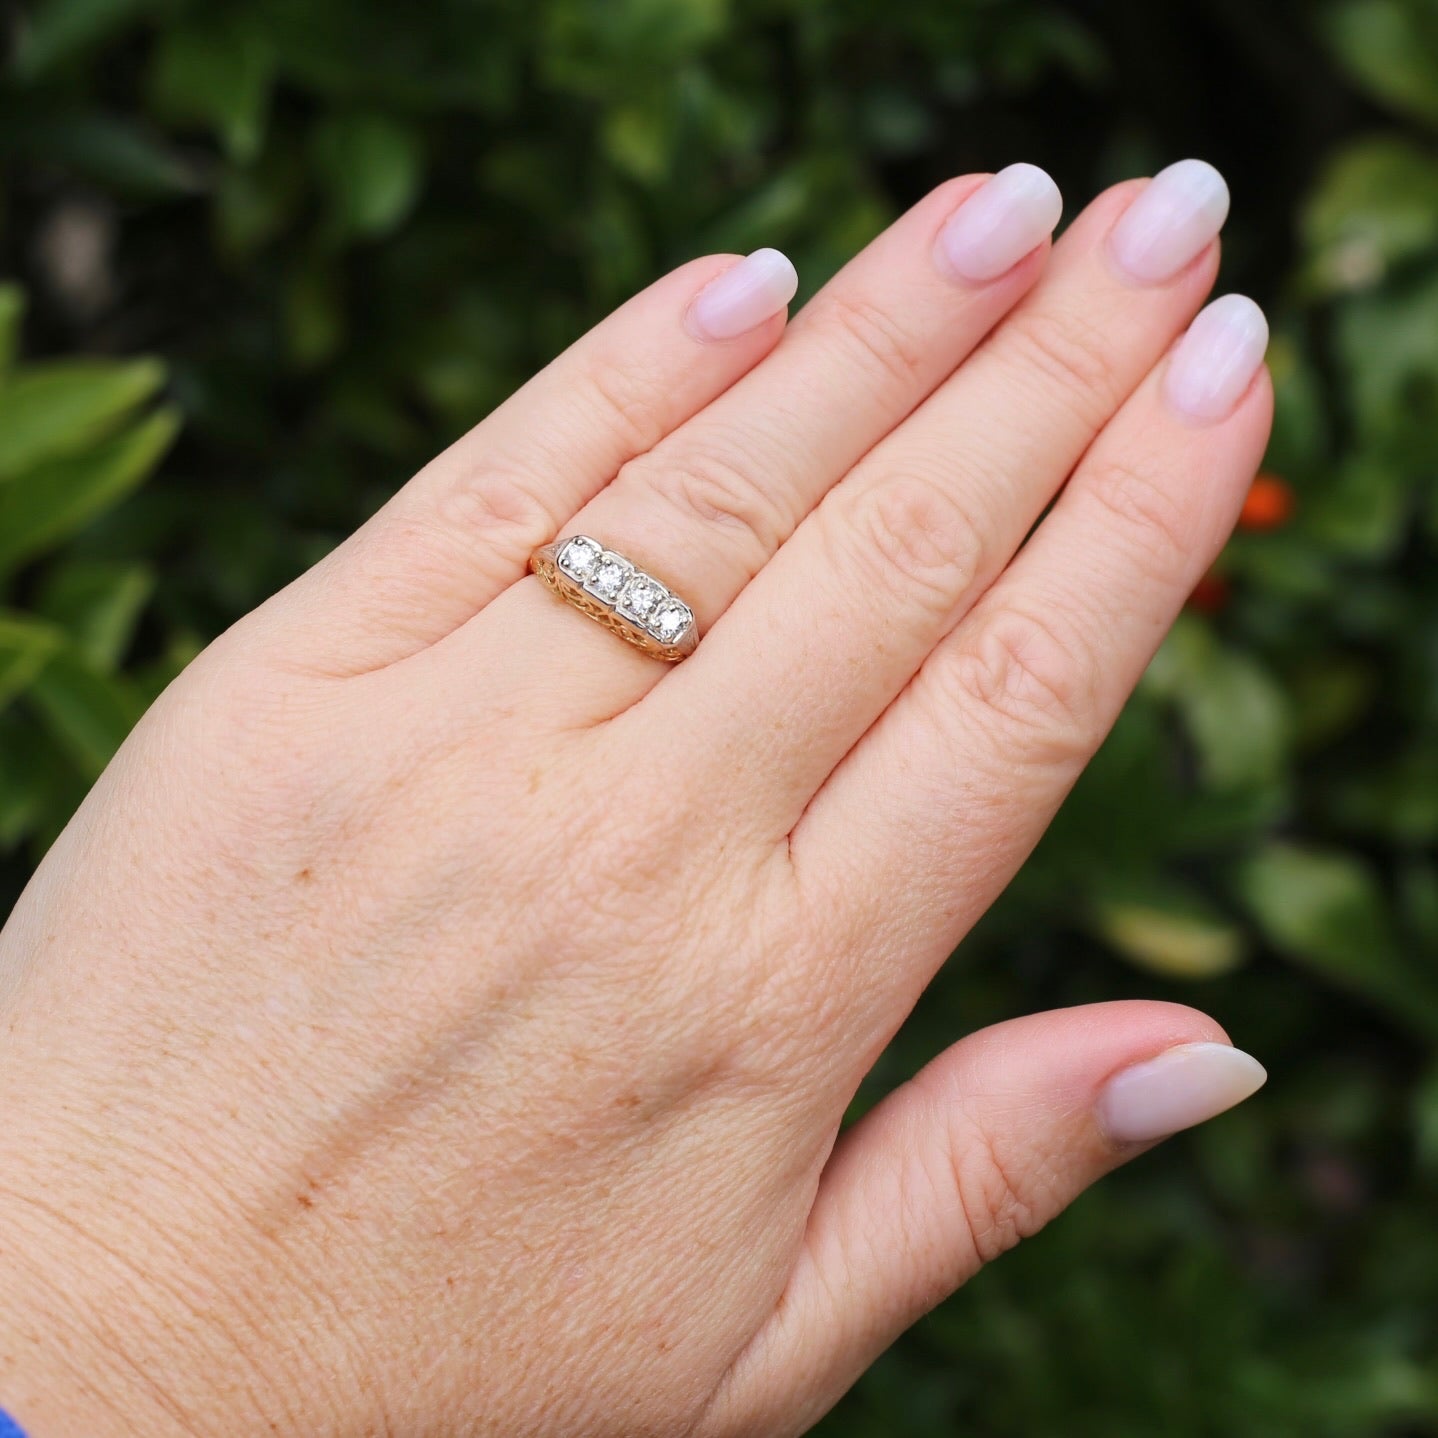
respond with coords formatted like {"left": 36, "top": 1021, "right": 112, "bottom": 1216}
{"left": 1098, "top": 1042, "right": 1267, "bottom": 1144}
{"left": 1164, "top": 294, "right": 1269, "bottom": 422}
{"left": 1109, "top": 159, "right": 1230, "bottom": 283}
{"left": 934, "top": 163, "right": 1063, "bottom": 283}
{"left": 687, "top": 248, "right": 799, "bottom": 341}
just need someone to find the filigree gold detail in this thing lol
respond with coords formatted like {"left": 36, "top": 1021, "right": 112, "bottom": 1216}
{"left": 529, "top": 542, "right": 697, "bottom": 661}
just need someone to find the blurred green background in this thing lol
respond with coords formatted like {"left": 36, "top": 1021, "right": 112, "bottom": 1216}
{"left": 3, "top": 0, "right": 1438, "bottom": 1432}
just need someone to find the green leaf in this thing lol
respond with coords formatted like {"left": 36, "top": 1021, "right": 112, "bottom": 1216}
{"left": 34, "top": 559, "right": 154, "bottom": 670}
{"left": 0, "top": 716, "right": 63, "bottom": 851}
{"left": 1305, "top": 454, "right": 1413, "bottom": 559}
{"left": 214, "top": 150, "right": 304, "bottom": 258}
{"left": 283, "top": 258, "right": 344, "bottom": 369}
{"left": 22, "top": 115, "right": 206, "bottom": 199}
{"left": 1400, "top": 861, "right": 1438, "bottom": 982}
{"left": 1092, "top": 880, "right": 1247, "bottom": 979}
{"left": 0, "top": 611, "right": 64, "bottom": 714}
{"left": 1184, "top": 651, "right": 1290, "bottom": 792}
{"left": 1042, "top": 700, "right": 1181, "bottom": 874}
{"left": 13, "top": 0, "right": 157, "bottom": 80}
{"left": 1146, "top": 617, "right": 1291, "bottom": 792}
{"left": 1236, "top": 843, "right": 1438, "bottom": 1039}
{"left": 1238, "top": 843, "right": 1396, "bottom": 962}
{"left": 602, "top": 98, "right": 676, "bottom": 183}
{"left": 0, "top": 357, "right": 166, "bottom": 480}
{"left": 1414, "top": 1062, "right": 1438, "bottom": 1176}
{"left": 0, "top": 406, "right": 180, "bottom": 577}
{"left": 542, "top": 0, "right": 729, "bottom": 95}
{"left": 1329, "top": 745, "right": 1438, "bottom": 843}
{"left": 1263, "top": 330, "right": 1331, "bottom": 473}
{"left": 0, "top": 286, "right": 26, "bottom": 381}
{"left": 26, "top": 646, "right": 143, "bottom": 777}
{"left": 311, "top": 115, "right": 426, "bottom": 239}
{"left": 148, "top": 19, "right": 275, "bottom": 162}
{"left": 1334, "top": 265, "right": 1438, "bottom": 431}
{"left": 1301, "top": 136, "right": 1438, "bottom": 295}
{"left": 1285, "top": 657, "right": 1376, "bottom": 751}
{"left": 1323, "top": 0, "right": 1438, "bottom": 127}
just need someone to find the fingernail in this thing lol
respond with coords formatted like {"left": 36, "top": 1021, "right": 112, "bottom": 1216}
{"left": 1164, "top": 294, "right": 1269, "bottom": 423}
{"left": 687, "top": 248, "right": 799, "bottom": 341}
{"left": 934, "top": 163, "right": 1063, "bottom": 283}
{"left": 1098, "top": 1041, "right": 1267, "bottom": 1145}
{"left": 1109, "top": 159, "right": 1230, "bottom": 284}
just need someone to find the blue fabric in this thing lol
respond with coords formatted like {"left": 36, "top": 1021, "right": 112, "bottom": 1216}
{"left": 0, "top": 1410, "right": 26, "bottom": 1438}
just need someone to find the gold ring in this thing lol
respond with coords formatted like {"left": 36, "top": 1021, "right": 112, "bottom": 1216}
{"left": 529, "top": 535, "right": 698, "bottom": 662}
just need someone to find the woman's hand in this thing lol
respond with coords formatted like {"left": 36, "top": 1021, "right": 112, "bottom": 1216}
{"left": 0, "top": 161, "right": 1270, "bottom": 1438}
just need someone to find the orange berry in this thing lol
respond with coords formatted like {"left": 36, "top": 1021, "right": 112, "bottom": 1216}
{"left": 1239, "top": 472, "right": 1295, "bottom": 530}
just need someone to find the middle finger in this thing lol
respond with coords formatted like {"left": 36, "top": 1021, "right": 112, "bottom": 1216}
{"left": 641, "top": 160, "right": 1230, "bottom": 830}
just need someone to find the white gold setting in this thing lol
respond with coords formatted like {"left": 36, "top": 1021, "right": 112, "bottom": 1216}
{"left": 649, "top": 597, "right": 693, "bottom": 645}
{"left": 530, "top": 534, "right": 699, "bottom": 661}
{"left": 616, "top": 572, "right": 667, "bottom": 623}
{"left": 583, "top": 549, "right": 634, "bottom": 604}
{"left": 557, "top": 535, "right": 602, "bottom": 581}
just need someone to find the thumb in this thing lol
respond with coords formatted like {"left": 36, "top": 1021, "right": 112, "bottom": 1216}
{"left": 697, "top": 1000, "right": 1266, "bottom": 1438}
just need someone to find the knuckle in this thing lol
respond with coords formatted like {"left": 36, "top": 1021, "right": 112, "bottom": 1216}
{"left": 428, "top": 456, "right": 556, "bottom": 554}
{"left": 940, "top": 605, "right": 1097, "bottom": 763}
{"left": 823, "top": 291, "right": 929, "bottom": 390}
{"left": 626, "top": 441, "right": 787, "bottom": 553}
{"left": 941, "top": 1098, "right": 1056, "bottom": 1268}
{"left": 163, "top": 660, "right": 356, "bottom": 860}
{"left": 579, "top": 352, "right": 668, "bottom": 455}
{"left": 1005, "top": 307, "right": 1117, "bottom": 418}
{"left": 1084, "top": 456, "right": 1191, "bottom": 570}
{"left": 833, "top": 470, "right": 986, "bottom": 619}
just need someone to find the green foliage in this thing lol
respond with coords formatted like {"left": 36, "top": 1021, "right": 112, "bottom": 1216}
{"left": 2, "top": 0, "right": 1438, "bottom": 1432}
{"left": 0, "top": 287, "right": 175, "bottom": 846}
{"left": 1238, "top": 843, "right": 1438, "bottom": 1040}
{"left": 1322, "top": 0, "right": 1438, "bottom": 128}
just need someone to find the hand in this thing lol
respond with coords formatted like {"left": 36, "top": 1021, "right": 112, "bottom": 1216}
{"left": 0, "top": 161, "right": 1270, "bottom": 1437}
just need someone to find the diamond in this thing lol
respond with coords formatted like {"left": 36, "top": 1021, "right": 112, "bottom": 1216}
{"left": 584, "top": 550, "right": 633, "bottom": 604}
{"left": 616, "top": 572, "right": 666, "bottom": 622}
{"left": 648, "top": 597, "right": 693, "bottom": 645}
{"left": 557, "top": 535, "right": 601, "bottom": 581}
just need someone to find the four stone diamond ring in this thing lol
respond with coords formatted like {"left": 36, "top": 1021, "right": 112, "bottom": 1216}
{"left": 529, "top": 535, "right": 698, "bottom": 661}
